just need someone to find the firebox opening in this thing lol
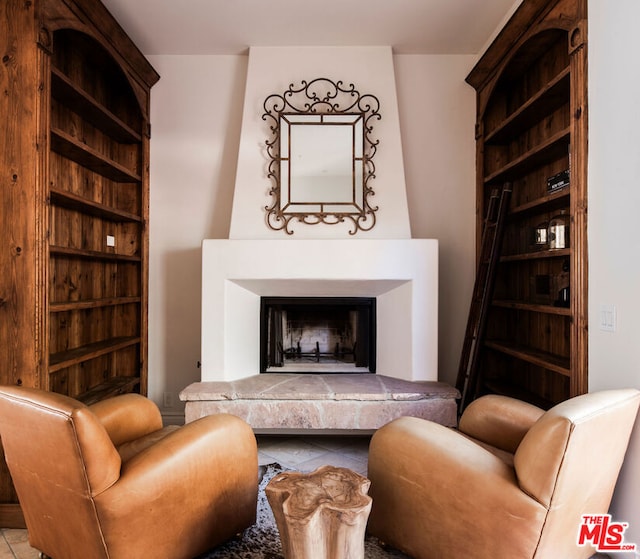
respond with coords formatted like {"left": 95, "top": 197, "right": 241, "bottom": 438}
{"left": 260, "top": 297, "right": 376, "bottom": 374}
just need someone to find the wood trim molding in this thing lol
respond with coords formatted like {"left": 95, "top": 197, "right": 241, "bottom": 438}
{"left": 0, "top": 505, "right": 26, "bottom": 529}
{"left": 466, "top": 0, "right": 558, "bottom": 90}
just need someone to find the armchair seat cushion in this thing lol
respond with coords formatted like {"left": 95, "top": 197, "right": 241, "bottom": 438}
{"left": 458, "top": 431, "right": 515, "bottom": 466}
{"left": 116, "top": 425, "right": 180, "bottom": 462}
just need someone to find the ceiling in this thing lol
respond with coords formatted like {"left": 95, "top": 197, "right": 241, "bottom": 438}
{"left": 100, "top": 0, "right": 521, "bottom": 56}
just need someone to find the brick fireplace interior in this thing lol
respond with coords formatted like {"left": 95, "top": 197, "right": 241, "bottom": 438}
{"left": 260, "top": 297, "right": 376, "bottom": 374}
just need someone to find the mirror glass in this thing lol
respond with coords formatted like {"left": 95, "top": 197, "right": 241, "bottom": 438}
{"left": 263, "top": 78, "right": 380, "bottom": 235}
{"left": 280, "top": 114, "right": 363, "bottom": 213}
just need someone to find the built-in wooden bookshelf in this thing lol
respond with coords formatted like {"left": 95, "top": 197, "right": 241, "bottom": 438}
{"left": 0, "top": 0, "right": 159, "bottom": 526}
{"left": 465, "top": 0, "right": 588, "bottom": 409}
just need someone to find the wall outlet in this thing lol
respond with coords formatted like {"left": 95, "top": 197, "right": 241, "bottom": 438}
{"left": 106, "top": 235, "right": 115, "bottom": 247}
{"left": 163, "top": 392, "right": 174, "bottom": 408}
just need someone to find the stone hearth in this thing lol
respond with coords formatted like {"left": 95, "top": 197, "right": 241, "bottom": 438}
{"left": 180, "top": 374, "right": 459, "bottom": 433}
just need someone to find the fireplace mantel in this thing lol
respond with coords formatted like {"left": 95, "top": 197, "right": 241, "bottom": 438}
{"left": 201, "top": 238, "right": 438, "bottom": 383}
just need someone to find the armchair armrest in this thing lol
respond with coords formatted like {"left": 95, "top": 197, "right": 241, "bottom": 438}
{"left": 458, "top": 394, "right": 544, "bottom": 454}
{"left": 89, "top": 393, "right": 163, "bottom": 447}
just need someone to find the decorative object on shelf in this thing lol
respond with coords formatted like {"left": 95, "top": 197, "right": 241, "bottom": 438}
{"left": 263, "top": 78, "right": 380, "bottom": 235}
{"left": 533, "top": 221, "right": 549, "bottom": 249}
{"left": 555, "top": 285, "right": 570, "bottom": 307}
{"left": 554, "top": 258, "right": 571, "bottom": 308}
{"left": 547, "top": 169, "right": 570, "bottom": 193}
{"left": 549, "top": 210, "right": 569, "bottom": 250}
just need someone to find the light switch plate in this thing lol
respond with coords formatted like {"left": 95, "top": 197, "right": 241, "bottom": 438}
{"left": 106, "top": 235, "right": 115, "bottom": 247}
{"left": 599, "top": 304, "right": 616, "bottom": 332}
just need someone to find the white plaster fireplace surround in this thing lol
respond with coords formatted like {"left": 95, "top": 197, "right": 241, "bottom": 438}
{"left": 201, "top": 239, "right": 438, "bottom": 382}
{"left": 199, "top": 46, "right": 440, "bottom": 385}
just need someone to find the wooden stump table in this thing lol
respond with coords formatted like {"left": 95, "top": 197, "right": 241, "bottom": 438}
{"left": 265, "top": 465, "right": 373, "bottom": 559}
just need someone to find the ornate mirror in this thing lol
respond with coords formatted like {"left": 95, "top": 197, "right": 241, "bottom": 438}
{"left": 263, "top": 78, "right": 380, "bottom": 235}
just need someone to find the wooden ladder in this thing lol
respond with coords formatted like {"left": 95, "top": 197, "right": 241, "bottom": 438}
{"left": 456, "top": 182, "right": 512, "bottom": 414}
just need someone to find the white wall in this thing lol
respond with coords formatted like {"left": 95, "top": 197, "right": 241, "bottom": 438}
{"left": 588, "top": 0, "right": 640, "bottom": 553}
{"left": 146, "top": 52, "right": 476, "bottom": 417}
{"left": 394, "top": 55, "right": 476, "bottom": 388}
{"left": 146, "top": 54, "right": 248, "bottom": 421}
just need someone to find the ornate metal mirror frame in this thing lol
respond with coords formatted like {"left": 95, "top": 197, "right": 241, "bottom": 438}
{"left": 263, "top": 78, "right": 380, "bottom": 235}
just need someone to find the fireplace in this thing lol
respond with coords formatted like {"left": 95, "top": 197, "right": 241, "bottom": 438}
{"left": 200, "top": 238, "right": 438, "bottom": 382}
{"left": 260, "top": 297, "right": 376, "bottom": 373}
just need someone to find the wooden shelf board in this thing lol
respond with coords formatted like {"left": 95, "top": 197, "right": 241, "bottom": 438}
{"left": 49, "top": 336, "right": 140, "bottom": 373}
{"left": 49, "top": 245, "right": 141, "bottom": 262}
{"left": 485, "top": 68, "right": 571, "bottom": 144}
{"left": 50, "top": 128, "right": 141, "bottom": 183}
{"left": 484, "top": 340, "right": 571, "bottom": 376}
{"left": 492, "top": 299, "right": 572, "bottom": 316}
{"left": 484, "top": 127, "right": 570, "bottom": 185}
{"left": 76, "top": 376, "right": 141, "bottom": 406}
{"left": 50, "top": 187, "right": 143, "bottom": 223}
{"left": 509, "top": 188, "right": 570, "bottom": 216}
{"left": 51, "top": 67, "right": 141, "bottom": 143}
{"left": 501, "top": 248, "right": 571, "bottom": 262}
{"left": 50, "top": 296, "right": 141, "bottom": 312}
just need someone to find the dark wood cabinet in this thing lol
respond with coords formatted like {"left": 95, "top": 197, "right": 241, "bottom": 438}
{"left": 0, "top": 0, "right": 158, "bottom": 526}
{"left": 466, "top": 0, "right": 588, "bottom": 408}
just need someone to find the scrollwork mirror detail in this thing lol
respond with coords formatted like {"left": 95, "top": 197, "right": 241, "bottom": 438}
{"left": 263, "top": 78, "right": 380, "bottom": 235}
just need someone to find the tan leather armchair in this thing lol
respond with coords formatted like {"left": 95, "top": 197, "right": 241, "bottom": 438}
{"left": 0, "top": 386, "right": 259, "bottom": 559}
{"left": 367, "top": 389, "right": 640, "bottom": 559}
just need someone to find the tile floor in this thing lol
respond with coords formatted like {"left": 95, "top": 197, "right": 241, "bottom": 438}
{"left": 256, "top": 434, "right": 371, "bottom": 476}
{"left": 0, "top": 434, "right": 371, "bottom": 558}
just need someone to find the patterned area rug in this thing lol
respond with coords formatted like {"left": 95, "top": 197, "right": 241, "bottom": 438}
{"left": 198, "top": 463, "right": 410, "bottom": 559}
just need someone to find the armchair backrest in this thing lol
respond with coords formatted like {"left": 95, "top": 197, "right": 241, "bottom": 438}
{"left": 513, "top": 388, "right": 640, "bottom": 557}
{"left": 0, "top": 386, "right": 121, "bottom": 558}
